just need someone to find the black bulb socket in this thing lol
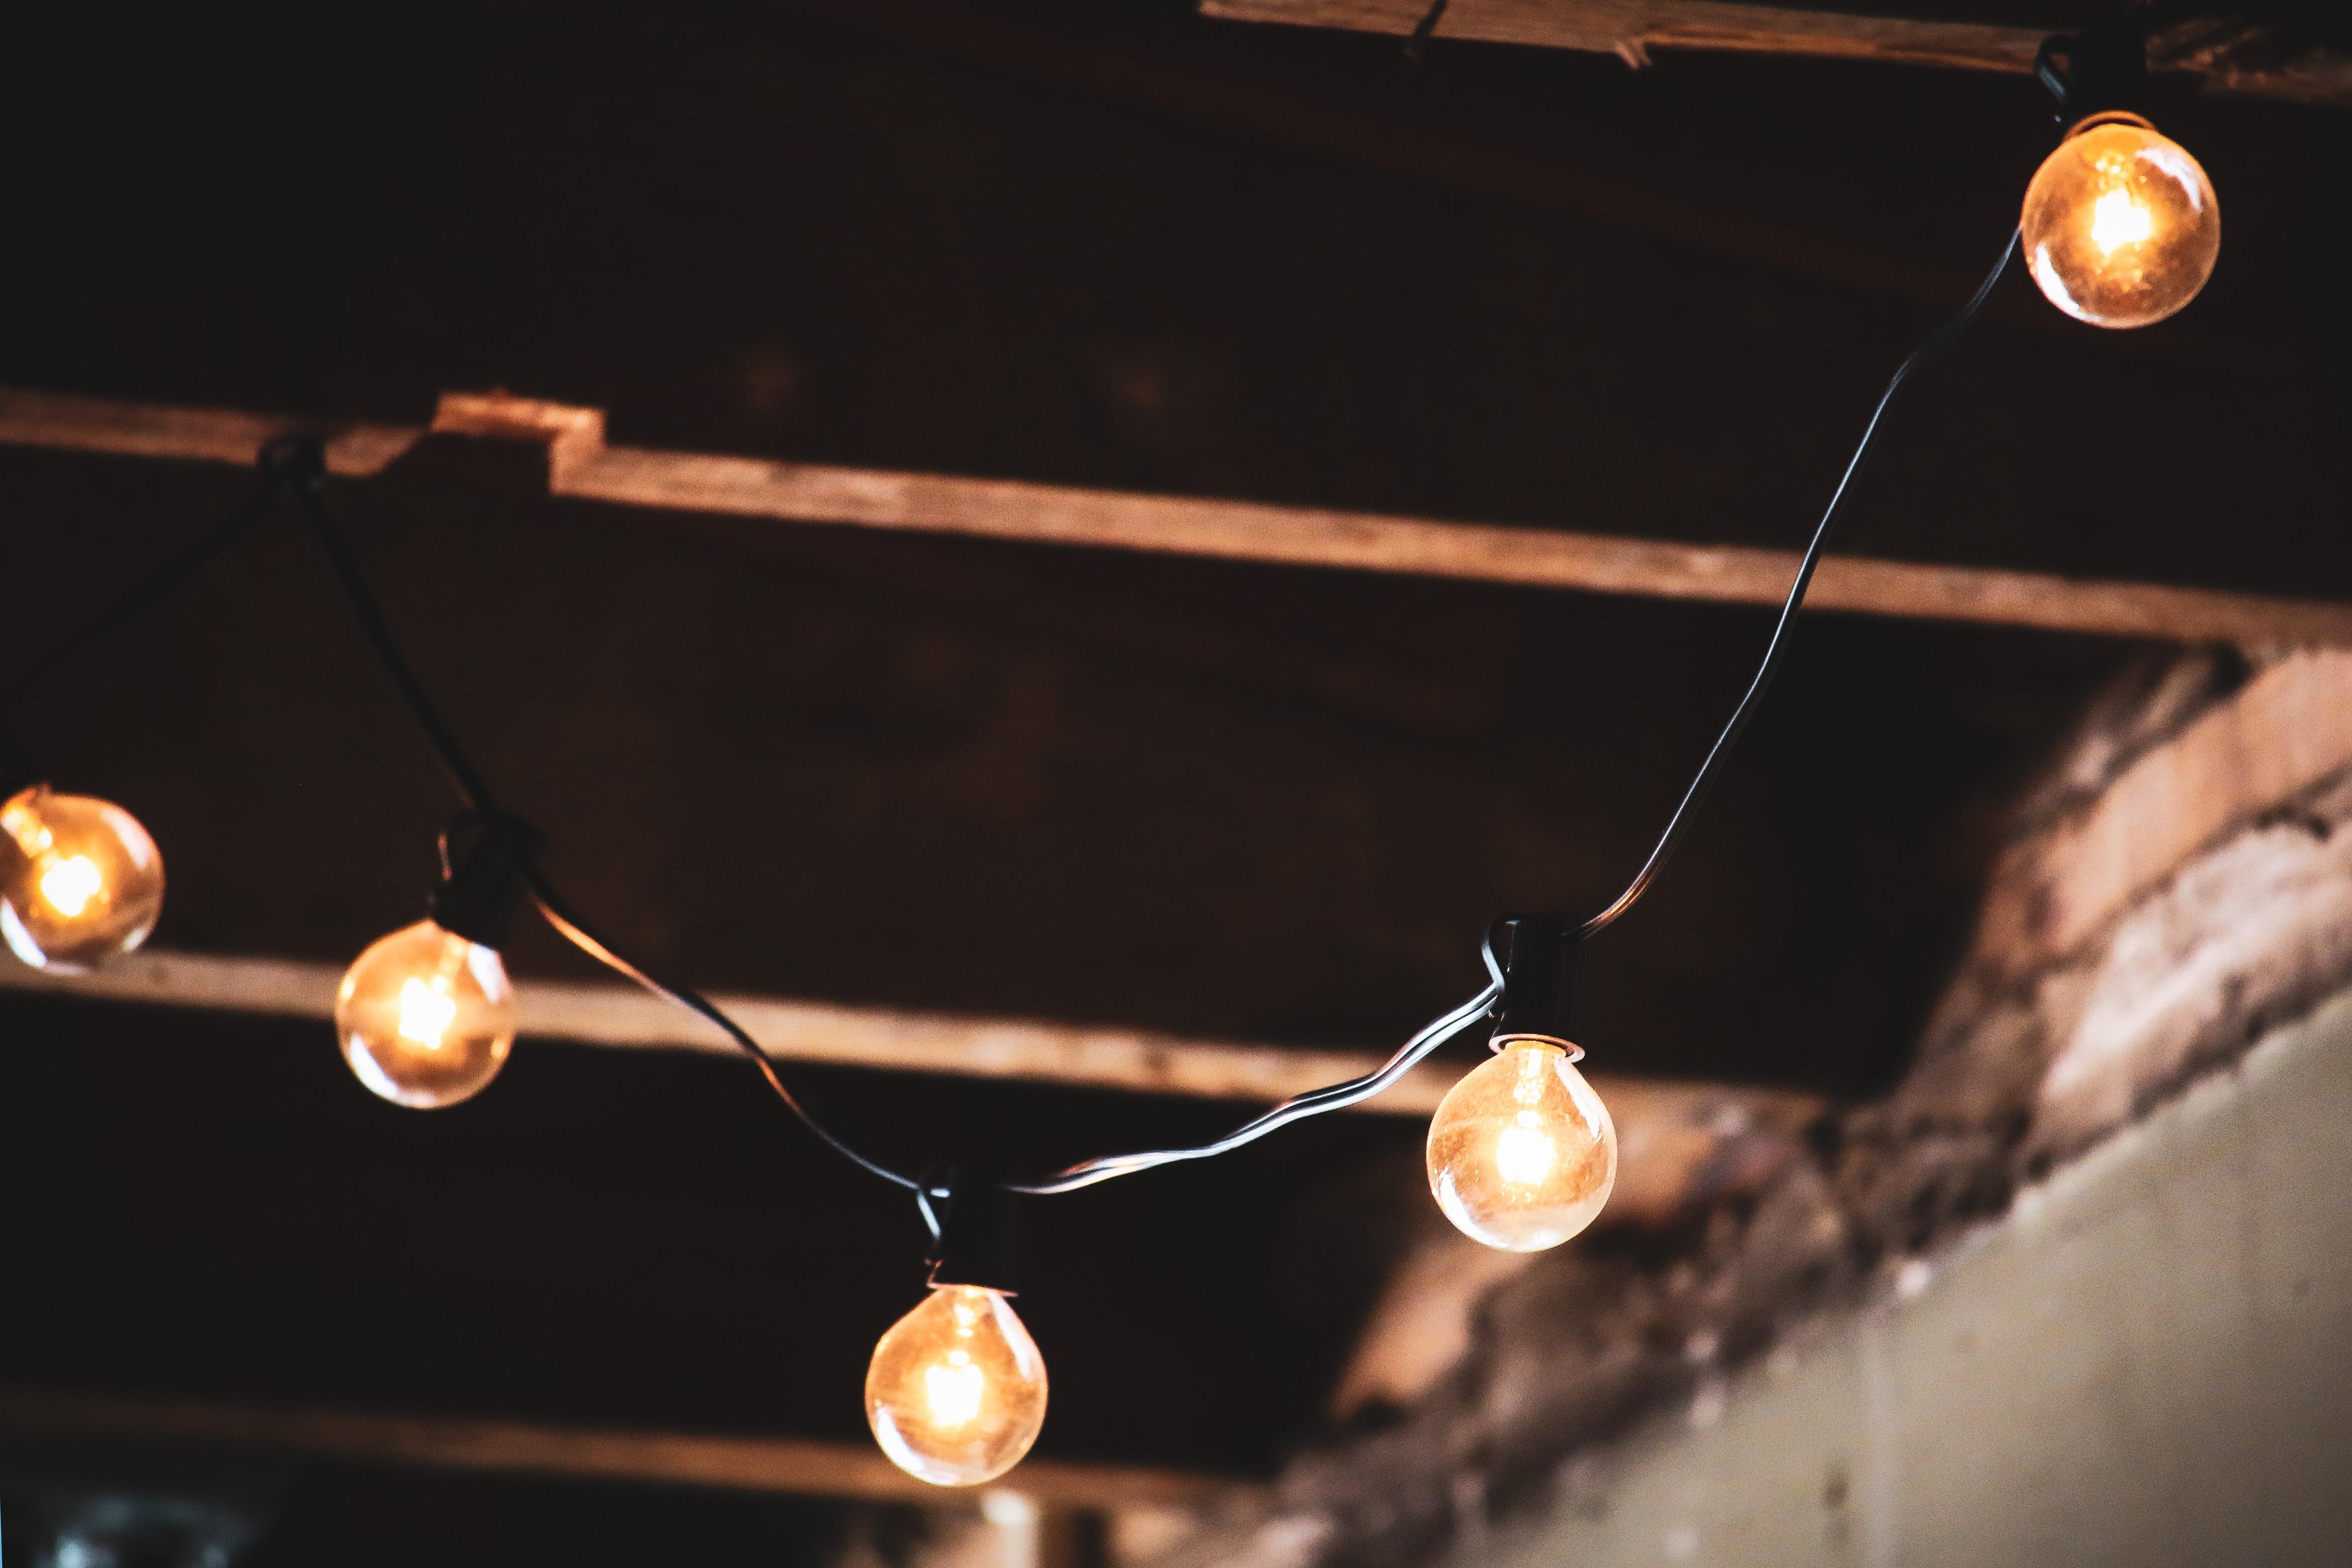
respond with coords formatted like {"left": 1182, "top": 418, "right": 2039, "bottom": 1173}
{"left": 258, "top": 432, "right": 329, "bottom": 491}
{"left": 2037, "top": 20, "right": 2150, "bottom": 126}
{"left": 1488, "top": 912, "right": 1584, "bottom": 1052}
{"left": 926, "top": 1170, "right": 1020, "bottom": 1295}
{"left": 428, "top": 811, "right": 543, "bottom": 951}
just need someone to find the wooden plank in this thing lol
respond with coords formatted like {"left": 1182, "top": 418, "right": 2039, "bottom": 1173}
{"left": 1196, "top": 2, "right": 2352, "bottom": 107}
{"left": 5, "top": 382, "right": 2347, "bottom": 646}
{"left": 0, "top": 1385, "right": 1251, "bottom": 1509}
{"left": 556, "top": 440, "right": 2352, "bottom": 644}
{"left": 1201, "top": 0, "right": 2042, "bottom": 73}
{"left": 0, "top": 385, "right": 422, "bottom": 477}
{"left": 519, "top": 406, "right": 2352, "bottom": 647}
{"left": 0, "top": 949, "right": 1825, "bottom": 1151}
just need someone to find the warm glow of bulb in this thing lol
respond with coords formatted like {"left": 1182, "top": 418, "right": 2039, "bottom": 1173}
{"left": 0, "top": 785, "right": 165, "bottom": 972}
{"left": 1494, "top": 1116, "right": 1558, "bottom": 1187}
{"left": 40, "top": 855, "right": 103, "bottom": 918}
{"left": 2088, "top": 186, "right": 2151, "bottom": 255}
{"left": 866, "top": 1285, "right": 1048, "bottom": 1486}
{"left": 397, "top": 976, "right": 460, "bottom": 1050}
{"left": 1426, "top": 1041, "right": 1616, "bottom": 1252}
{"left": 2022, "top": 114, "right": 2218, "bottom": 328}
{"left": 335, "top": 920, "right": 515, "bottom": 1108}
{"left": 925, "top": 1353, "right": 985, "bottom": 1427}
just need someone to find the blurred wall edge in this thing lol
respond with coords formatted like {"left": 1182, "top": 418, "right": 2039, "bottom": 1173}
{"left": 1450, "top": 984, "right": 2352, "bottom": 1568}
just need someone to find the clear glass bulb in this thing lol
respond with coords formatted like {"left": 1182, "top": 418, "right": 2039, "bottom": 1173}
{"left": 866, "top": 1285, "right": 1048, "bottom": 1486}
{"left": 1426, "top": 1040, "right": 1617, "bottom": 1252}
{"left": 335, "top": 920, "right": 515, "bottom": 1108}
{"left": 2022, "top": 113, "right": 2219, "bottom": 329}
{"left": 0, "top": 784, "right": 165, "bottom": 972}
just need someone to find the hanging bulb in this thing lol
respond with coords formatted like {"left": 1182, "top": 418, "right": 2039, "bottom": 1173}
{"left": 2022, "top": 112, "right": 2218, "bottom": 328}
{"left": 1426, "top": 1039, "right": 1616, "bottom": 1252}
{"left": 0, "top": 783, "right": 165, "bottom": 972}
{"left": 867, "top": 1284, "right": 1048, "bottom": 1486}
{"left": 335, "top": 920, "right": 515, "bottom": 1108}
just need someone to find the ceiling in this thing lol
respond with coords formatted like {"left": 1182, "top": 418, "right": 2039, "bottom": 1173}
{"left": 0, "top": 2, "right": 2343, "bottom": 1557}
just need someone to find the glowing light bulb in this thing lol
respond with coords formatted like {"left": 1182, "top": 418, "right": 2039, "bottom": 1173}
{"left": 2022, "top": 113, "right": 2219, "bottom": 329}
{"left": 1426, "top": 1040, "right": 1616, "bottom": 1252}
{"left": 866, "top": 1285, "right": 1048, "bottom": 1486}
{"left": 335, "top": 920, "right": 515, "bottom": 1108}
{"left": 0, "top": 785, "right": 165, "bottom": 972}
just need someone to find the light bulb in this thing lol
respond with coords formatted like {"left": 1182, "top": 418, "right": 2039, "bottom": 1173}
{"left": 335, "top": 920, "right": 515, "bottom": 1108}
{"left": 2022, "top": 113, "right": 2218, "bottom": 328}
{"left": 0, "top": 784, "right": 165, "bottom": 972}
{"left": 1426, "top": 1040, "right": 1616, "bottom": 1252}
{"left": 866, "top": 1284, "right": 1048, "bottom": 1486}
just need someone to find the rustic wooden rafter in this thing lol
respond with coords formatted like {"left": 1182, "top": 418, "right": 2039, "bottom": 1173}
{"left": 0, "top": 1384, "right": 1251, "bottom": 1509}
{"left": 0, "top": 948, "right": 1825, "bottom": 1225}
{"left": 1196, "top": 2, "right": 2352, "bottom": 108}
{"left": 1, "top": 384, "right": 2345, "bottom": 646}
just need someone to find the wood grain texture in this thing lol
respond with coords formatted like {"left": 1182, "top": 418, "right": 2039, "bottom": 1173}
{"left": 0, "top": 948, "right": 1825, "bottom": 1144}
{"left": 5, "top": 382, "right": 2348, "bottom": 646}
{"left": 527, "top": 408, "right": 2352, "bottom": 647}
{"left": 0, "top": 1385, "right": 1252, "bottom": 1508}
{"left": 1196, "top": 1, "right": 2352, "bottom": 106}
{"left": 0, "top": 385, "right": 422, "bottom": 476}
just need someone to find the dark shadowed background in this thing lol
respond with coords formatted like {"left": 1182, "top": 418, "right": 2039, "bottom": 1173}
{"left": 0, "top": 1, "right": 2343, "bottom": 1558}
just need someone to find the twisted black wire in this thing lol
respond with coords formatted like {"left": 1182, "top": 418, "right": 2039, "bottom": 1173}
{"left": 523, "top": 870, "right": 922, "bottom": 1191}
{"left": 1010, "top": 227, "right": 2022, "bottom": 1194}
{"left": 1575, "top": 229, "right": 2020, "bottom": 941}
{"left": 10, "top": 228, "right": 2021, "bottom": 1212}
{"left": 289, "top": 464, "right": 503, "bottom": 816}
{"left": 288, "top": 451, "right": 924, "bottom": 1193}
{"left": 1, "top": 475, "right": 288, "bottom": 714}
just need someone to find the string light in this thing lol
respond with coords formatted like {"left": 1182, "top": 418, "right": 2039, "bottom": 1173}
{"left": 338, "top": 920, "right": 516, "bottom": 1108}
{"left": 0, "top": 779, "right": 165, "bottom": 973}
{"left": 335, "top": 812, "right": 538, "bottom": 1109}
{"left": 0, "top": 19, "right": 2207, "bottom": 1476}
{"left": 868, "top": 1285, "right": 1049, "bottom": 1486}
{"left": 865, "top": 1176, "right": 1047, "bottom": 1486}
{"left": 2022, "top": 113, "right": 2218, "bottom": 328}
{"left": 2024, "top": 23, "right": 2218, "bottom": 329}
{"left": 1428, "top": 1039, "right": 1616, "bottom": 1252}
{"left": 1423, "top": 916, "right": 1617, "bottom": 1251}
{"left": 0, "top": 222, "right": 2025, "bottom": 1476}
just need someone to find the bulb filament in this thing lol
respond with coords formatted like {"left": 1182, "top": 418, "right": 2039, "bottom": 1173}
{"left": 395, "top": 932, "right": 474, "bottom": 1051}
{"left": 38, "top": 855, "right": 102, "bottom": 917}
{"left": 2090, "top": 186, "right": 2152, "bottom": 255}
{"left": 925, "top": 1351, "right": 984, "bottom": 1427}
{"left": 1495, "top": 1115, "right": 1557, "bottom": 1187}
{"left": 4, "top": 796, "right": 109, "bottom": 922}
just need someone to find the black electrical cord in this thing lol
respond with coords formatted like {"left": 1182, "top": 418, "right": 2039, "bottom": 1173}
{"left": 1575, "top": 228, "right": 2020, "bottom": 942}
{"left": 1009, "top": 225, "right": 2023, "bottom": 1195}
{"left": 2, "top": 227, "right": 2023, "bottom": 1217}
{"left": 523, "top": 870, "right": 924, "bottom": 1192}
{"left": 284, "top": 449, "right": 926, "bottom": 1194}
{"left": 288, "top": 457, "right": 503, "bottom": 817}
{"left": 0, "top": 474, "right": 289, "bottom": 715}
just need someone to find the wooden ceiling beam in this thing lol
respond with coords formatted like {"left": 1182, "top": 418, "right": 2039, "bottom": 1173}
{"left": 1196, "top": 3, "right": 2352, "bottom": 108}
{"left": 0, "top": 948, "right": 1825, "bottom": 1225}
{"left": 0, "top": 1384, "right": 1250, "bottom": 1509}
{"left": 3, "top": 383, "right": 2345, "bottom": 646}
